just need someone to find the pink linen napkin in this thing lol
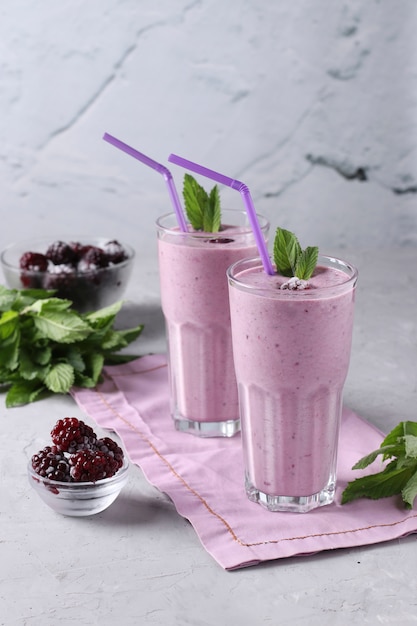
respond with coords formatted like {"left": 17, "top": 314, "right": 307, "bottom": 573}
{"left": 71, "top": 354, "right": 417, "bottom": 570}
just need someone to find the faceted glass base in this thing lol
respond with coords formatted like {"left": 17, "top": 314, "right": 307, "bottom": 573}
{"left": 245, "top": 473, "right": 336, "bottom": 513}
{"left": 173, "top": 415, "right": 240, "bottom": 438}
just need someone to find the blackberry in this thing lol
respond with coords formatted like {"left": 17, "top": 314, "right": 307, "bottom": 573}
{"left": 103, "top": 240, "right": 128, "bottom": 264}
{"left": 31, "top": 446, "right": 72, "bottom": 482}
{"left": 68, "top": 241, "right": 84, "bottom": 262}
{"left": 96, "top": 437, "right": 124, "bottom": 469}
{"left": 51, "top": 417, "right": 97, "bottom": 454}
{"left": 42, "top": 264, "right": 77, "bottom": 297}
{"left": 19, "top": 251, "right": 49, "bottom": 272}
{"left": 19, "top": 252, "right": 49, "bottom": 288}
{"left": 79, "top": 244, "right": 94, "bottom": 257}
{"left": 208, "top": 238, "right": 234, "bottom": 244}
{"left": 69, "top": 449, "right": 119, "bottom": 482}
{"left": 46, "top": 241, "right": 77, "bottom": 266}
{"left": 78, "top": 246, "right": 109, "bottom": 272}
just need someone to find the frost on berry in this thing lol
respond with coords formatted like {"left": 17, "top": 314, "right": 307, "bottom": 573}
{"left": 42, "top": 264, "right": 77, "bottom": 295}
{"left": 19, "top": 251, "right": 49, "bottom": 272}
{"left": 19, "top": 252, "right": 49, "bottom": 288}
{"left": 78, "top": 246, "right": 109, "bottom": 272}
{"left": 46, "top": 241, "right": 77, "bottom": 266}
{"left": 103, "top": 240, "right": 128, "bottom": 264}
{"left": 50, "top": 417, "right": 97, "bottom": 454}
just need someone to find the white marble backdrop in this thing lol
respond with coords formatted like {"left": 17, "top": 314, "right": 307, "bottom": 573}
{"left": 1, "top": 0, "right": 416, "bottom": 258}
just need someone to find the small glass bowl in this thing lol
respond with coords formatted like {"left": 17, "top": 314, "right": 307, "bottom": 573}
{"left": 1, "top": 236, "right": 135, "bottom": 313}
{"left": 27, "top": 457, "right": 129, "bottom": 517}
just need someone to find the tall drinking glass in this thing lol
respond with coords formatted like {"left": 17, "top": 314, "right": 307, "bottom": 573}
{"left": 157, "top": 210, "right": 269, "bottom": 437}
{"left": 227, "top": 255, "right": 358, "bottom": 511}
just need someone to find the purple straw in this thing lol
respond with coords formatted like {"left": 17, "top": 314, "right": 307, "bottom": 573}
{"left": 103, "top": 133, "right": 188, "bottom": 232}
{"left": 168, "top": 154, "right": 274, "bottom": 274}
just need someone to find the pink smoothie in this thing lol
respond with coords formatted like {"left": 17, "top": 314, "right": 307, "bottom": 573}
{"left": 228, "top": 256, "right": 357, "bottom": 505}
{"left": 157, "top": 211, "right": 269, "bottom": 433}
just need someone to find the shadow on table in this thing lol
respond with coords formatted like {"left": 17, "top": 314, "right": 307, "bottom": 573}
{"left": 97, "top": 490, "right": 180, "bottom": 528}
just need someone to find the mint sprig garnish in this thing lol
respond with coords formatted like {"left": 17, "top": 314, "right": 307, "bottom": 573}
{"left": 341, "top": 421, "right": 417, "bottom": 509}
{"left": 273, "top": 227, "right": 318, "bottom": 280}
{"left": 183, "top": 173, "right": 221, "bottom": 232}
{"left": 0, "top": 285, "right": 143, "bottom": 407}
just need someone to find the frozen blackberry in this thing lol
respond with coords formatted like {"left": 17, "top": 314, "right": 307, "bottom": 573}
{"left": 46, "top": 241, "right": 77, "bottom": 266}
{"left": 19, "top": 251, "right": 49, "bottom": 272}
{"left": 69, "top": 449, "right": 119, "bottom": 482}
{"left": 208, "top": 237, "right": 234, "bottom": 244}
{"left": 31, "top": 446, "right": 72, "bottom": 482}
{"left": 19, "top": 252, "right": 49, "bottom": 288}
{"left": 51, "top": 417, "right": 97, "bottom": 454}
{"left": 68, "top": 241, "right": 84, "bottom": 262}
{"left": 103, "top": 240, "right": 128, "bottom": 264}
{"left": 96, "top": 437, "right": 124, "bottom": 469}
{"left": 78, "top": 246, "right": 109, "bottom": 272}
{"left": 42, "top": 264, "right": 77, "bottom": 296}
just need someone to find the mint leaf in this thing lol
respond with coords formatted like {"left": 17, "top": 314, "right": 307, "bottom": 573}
{"left": 29, "top": 308, "right": 92, "bottom": 343}
{"left": 404, "top": 435, "right": 417, "bottom": 458}
{"left": 62, "top": 346, "right": 86, "bottom": 373}
{"left": 5, "top": 380, "right": 47, "bottom": 408}
{"left": 84, "top": 301, "right": 122, "bottom": 327}
{"left": 273, "top": 228, "right": 318, "bottom": 279}
{"left": 381, "top": 421, "right": 417, "bottom": 447}
{"left": 102, "top": 353, "right": 140, "bottom": 365}
{"left": 402, "top": 472, "right": 417, "bottom": 509}
{"left": 18, "top": 348, "right": 49, "bottom": 381}
{"left": 0, "top": 310, "right": 19, "bottom": 340}
{"left": 0, "top": 285, "right": 18, "bottom": 312}
{"left": 183, "top": 173, "right": 221, "bottom": 232}
{"left": 381, "top": 423, "right": 417, "bottom": 461}
{"left": 100, "top": 329, "right": 131, "bottom": 351}
{"left": 0, "top": 285, "right": 143, "bottom": 406}
{"left": 0, "top": 327, "right": 20, "bottom": 371}
{"left": 44, "top": 363, "right": 75, "bottom": 393}
{"left": 295, "top": 246, "right": 319, "bottom": 280}
{"left": 183, "top": 173, "right": 206, "bottom": 230}
{"left": 73, "top": 372, "right": 98, "bottom": 388}
{"left": 342, "top": 420, "right": 417, "bottom": 509}
{"left": 83, "top": 352, "right": 104, "bottom": 384}
{"left": 205, "top": 185, "right": 221, "bottom": 232}
{"left": 102, "top": 326, "right": 144, "bottom": 352}
{"left": 351, "top": 444, "right": 404, "bottom": 470}
{"left": 341, "top": 463, "right": 415, "bottom": 504}
{"left": 25, "top": 297, "right": 73, "bottom": 314}
{"left": 32, "top": 345, "right": 52, "bottom": 366}
{"left": 273, "top": 228, "right": 301, "bottom": 277}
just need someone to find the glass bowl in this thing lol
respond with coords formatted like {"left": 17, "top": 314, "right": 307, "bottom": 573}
{"left": 27, "top": 457, "right": 129, "bottom": 517}
{"left": 1, "top": 236, "right": 135, "bottom": 313}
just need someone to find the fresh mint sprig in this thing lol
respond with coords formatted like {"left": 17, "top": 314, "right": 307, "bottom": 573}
{"left": 0, "top": 285, "right": 143, "bottom": 407}
{"left": 183, "top": 173, "right": 221, "bottom": 232}
{"left": 341, "top": 421, "right": 417, "bottom": 509}
{"left": 273, "top": 227, "right": 318, "bottom": 280}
